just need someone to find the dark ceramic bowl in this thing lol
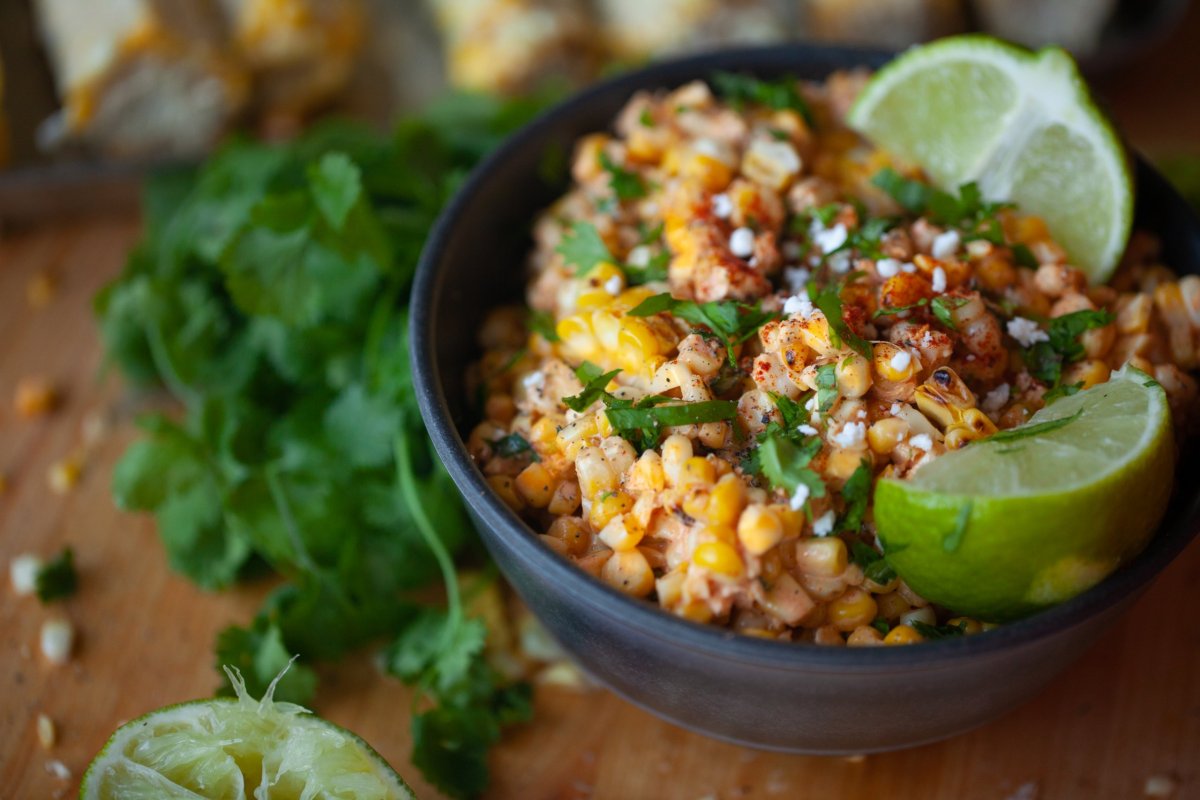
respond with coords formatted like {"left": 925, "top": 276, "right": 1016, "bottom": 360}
{"left": 411, "top": 45, "right": 1200, "bottom": 753}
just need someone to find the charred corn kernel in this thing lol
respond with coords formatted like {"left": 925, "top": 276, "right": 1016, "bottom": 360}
{"left": 835, "top": 354, "right": 872, "bottom": 398}
{"left": 875, "top": 591, "right": 910, "bottom": 620}
{"left": 737, "top": 504, "right": 784, "bottom": 556}
{"left": 915, "top": 369, "right": 975, "bottom": 430}
{"left": 530, "top": 417, "right": 559, "bottom": 450}
{"left": 487, "top": 475, "right": 525, "bottom": 511}
{"left": 813, "top": 625, "right": 845, "bottom": 646}
{"left": 846, "top": 625, "right": 884, "bottom": 646}
{"left": 515, "top": 463, "right": 555, "bottom": 508}
{"left": 599, "top": 514, "right": 644, "bottom": 551}
{"left": 884, "top": 624, "right": 924, "bottom": 645}
{"left": 548, "top": 479, "right": 582, "bottom": 517}
{"left": 575, "top": 445, "right": 617, "bottom": 499}
{"left": 547, "top": 515, "right": 590, "bottom": 556}
{"left": 655, "top": 566, "right": 688, "bottom": 607}
{"left": 1061, "top": 359, "right": 1111, "bottom": 390}
{"left": 15, "top": 377, "right": 56, "bottom": 418}
{"left": 539, "top": 534, "right": 568, "bottom": 555}
{"left": 795, "top": 537, "right": 847, "bottom": 577}
{"left": 47, "top": 457, "right": 81, "bottom": 495}
{"left": 693, "top": 540, "right": 744, "bottom": 577}
{"left": 741, "top": 136, "right": 802, "bottom": 191}
{"left": 679, "top": 456, "right": 716, "bottom": 488}
{"left": 631, "top": 450, "right": 666, "bottom": 492}
{"left": 661, "top": 434, "right": 693, "bottom": 486}
{"left": 946, "top": 617, "right": 983, "bottom": 635}
{"left": 707, "top": 474, "right": 745, "bottom": 526}
{"left": 601, "top": 548, "right": 654, "bottom": 597}
{"left": 1115, "top": 293, "right": 1154, "bottom": 335}
{"left": 873, "top": 342, "right": 918, "bottom": 382}
{"left": 868, "top": 417, "right": 910, "bottom": 455}
{"left": 589, "top": 490, "right": 634, "bottom": 530}
{"left": 829, "top": 588, "right": 878, "bottom": 632}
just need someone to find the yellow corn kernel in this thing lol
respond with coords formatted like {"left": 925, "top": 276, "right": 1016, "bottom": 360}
{"left": 530, "top": 417, "right": 559, "bottom": 450}
{"left": 615, "top": 285, "right": 657, "bottom": 310}
{"left": 873, "top": 342, "right": 918, "bottom": 383}
{"left": 846, "top": 625, "right": 884, "bottom": 646}
{"left": 487, "top": 475, "right": 525, "bottom": 511}
{"left": 627, "top": 126, "right": 664, "bottom": 162}
{"left": 631, "top": 450, "right": 666, "bottom": 492}
{"left": 547, "top": 480, "right": 582, "bottom": 516}
{"left": 883, "top": 624, "right": 924, "bottom": 645}
{"left": 867, "top": 417, "right": 909, "bottom": 455}
{"left": 598, "top": 514, "right": 644, "bottom": 551}
{"left": 1061, "top": 358, "right": 1111, "bottom": 390}
{"left": 813, "top": 625, "right": 845, "bottom": 646}
{"left": 737, "top": 504, "right": 784, "bottom": 556}
{"left": 706, "top": 474, "right": 745, "bottom": 527}
{"left": 655, "top": 566, "right": 688, "bottom": 607}
{"left": 577, "top": 262, "right": 626, "bottom": 310}
{"left": 775, "top": 506, "right": 805, "bottom": 539}
{"left": 601, "top": 548, "right": 655, "bottom": 596}
{"left": 591, "top": 308, "right": 623, "bottom": 352}
{"left": 914, "top": 370, "right": 976, "bottom": 430}
{"left": 547, "top": 516, "right": 590, "bottom": 556}
{"left": 875, "top": 591, "right": 910, "bottom": 620}
{"left": 514, "top": 462, "right": 555, "bottom": 508}
{"left": 825, "top": 449, "right": 868, "bottom": 483}
{"left": 835, "top": 354, "right": 872, "bottom": 399}
{"left": 678, "top": 600, "right": 714, "bottom": 624}
{"left": 946, "top": 617, "right": 983, "bottom": 635}
{"left": 682, "top": 152, "right": 734, "bottom": 192}
{"left": 661, "top": 434, "right": 694, "bottom": 486}
{"left": 679, "top": 456, "right": 716, "bottom": 488}
{"left": 693, "top": 540, "right": 745, "bottom": 577}
{"left": 796, "top": 537, "right": 847, "bottom": 577}
{"left": 572, "top": 134, "right": 609, "bottom": 182}
{"left": 539, "top": 534, "right": 568, "bottom": 555}
{"left": 617, "top": 317, "right": 663, "bottom": 361}
{"left": 576, "top": 289, "right": 615, "bottom": 311}
{"left": 701, "top": 524, "right": 737, "bottom": 545}
{"left": 829, "top": 588, "right": 879, "bottom": 632}
{"left": 557, "top": 414, "right": 598, "bottom": 449}
{"left": 575, "top": 444, "right": 617, "bottom": 499}
{"left": 589, "top": 490, "right": 634, "bottom": 530}
{"left": 556, "top": 313, "right": 593, "bottom": 352}
{"left": 797, "top": 315, "right": 835, "bottom": 355}
{"left": 681, "top": 487, "right": 711, "bottom": 521}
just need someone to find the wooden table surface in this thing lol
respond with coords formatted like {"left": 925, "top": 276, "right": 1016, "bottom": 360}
{"left": 4, "top": 13, "right": 1200, "bottom": 800}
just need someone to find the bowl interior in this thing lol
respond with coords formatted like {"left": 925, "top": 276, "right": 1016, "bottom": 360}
{"left": 412, "top": 44, "right": 1200, "bottom": 666}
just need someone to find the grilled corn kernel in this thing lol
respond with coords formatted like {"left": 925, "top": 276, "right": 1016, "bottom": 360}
{"left": 601, "top": 549, "right": 655, "bottom": 597}
{"left": 846, "top": 625, "right": 884, "bottom": 646}
{"left": 701, "top": 524, "right": 737, "bottom": 544}
{"left": 797, "top": 314, "right": 835, "bottom": 355}
{"left": 873, "top": 342, "right": 918, "bottom": 382}
{"left": 682, "top": 152, "right": 734, "bottom": 192}
{"left": 679, "top": 456, "right": 716, "bottom": 488}
{"left": 530, "top": 417, "right": 560, "bottom": 451}
{"left": 661, "top": 434, "right": 693, "bottom": 485}
{"left": 681, "top": 487, "right": 711, "bottom": 520}
{"left": 655, "top": 566, "right": 688, "bottom": 607}
{"left": 825, "top": 449, "right": 868, "bottom": 483}
{"left": 599, "top": 514, "right": 644, "bottom": 551}
{"left": 795, "top": 537, "right": 847, "bottom": 577}
{"left": 601, "top": 436, "right": 638, "bottom": 477}
{"left": 813, "top": 625, "right": 845, "bottom": 646}
{"left": 867, "top": 417, "right": 909, "bottom": 455}
{"left": 631, "top": 450, "right": 666, "bottom": 492}
{"left": 556, "top": 313, "right": 594, "bottom": 358}
{"left": 589, "top": 490, "right": 634, "bottom": 530}
{"left": 557, "top": 415, "right": 598, "bottom": 452}
{"left": 1061, "top": 359, "right": 1111, "bottom": 390}
{"left": 693, "top": 540, "right": 745, "bottom": 577}
{"left": 575, "top": 444, "right": 617, "bottom": 499}
{"left": 707, "top": 474, "right": 746, "bottom": 527}
{"left": 515, "top": 462, "right": 555, "bottom": 508}
{"left": 883, "top": 624, "right": 924, "bottom": 645}
{"left": 539, "top": 534, "right": 568, "bottom": 555}
{"left": 737, "top": 504, "right": 784, "bottom": 556}
{"left": 829, "top": 588, "right": 878, "bottom": 631}
{"left": 487, "top": 475, "right": 525, "bottom": 511}
{"left": 547, "top": 515, "right": 590, "bottom": 556}
{"left": 875, "top": 591, "right": 910, "bottom": 620}
{"left": 835, "top": 354, "right": 872, "bottom": 398}
{"left": 679, "top": 600, "right": 714, "bottom": 624}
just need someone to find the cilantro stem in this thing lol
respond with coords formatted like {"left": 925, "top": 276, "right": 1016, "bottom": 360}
{"left": 143, "top": 318, "right": 202, "bottom": 409}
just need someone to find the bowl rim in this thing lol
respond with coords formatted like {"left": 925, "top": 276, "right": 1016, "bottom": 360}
{"left": 411, "top": 42, "right": 1200, "bottom": 671}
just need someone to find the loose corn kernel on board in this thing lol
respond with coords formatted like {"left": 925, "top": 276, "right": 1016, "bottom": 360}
{"left": 0, "top": 163, "right": 1197, "bottom": 800}
{"left": 468, "top": 71, "right": 1200, "bottom": 645}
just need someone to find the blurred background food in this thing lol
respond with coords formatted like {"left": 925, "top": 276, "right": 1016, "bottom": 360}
{"left": 0, "top": 0, "right": 1193, "bottom": 202}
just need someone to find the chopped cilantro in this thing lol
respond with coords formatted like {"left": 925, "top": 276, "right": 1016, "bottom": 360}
{"left": 1023, "top": 309, "right": 1115, "bottom": 385}
{"left": 751, "top": 428, "right": 826, "bottom": 498}
{"left": 806, "top": 283, "right": 872, "bottom": 359}
{"left": 871, "top": 618, "right": 892, "bottom": 635}
{"left": 35, "top": 547, "right": 78, "bottom": 603}
{"left": 629, "top": 293, "right": 778, "bottom": 366}
{"left": 639, "top": 109, "right": 654, "bottom": 127}
{"left": 624, "top": 251, "right": 670, "bottom": 285}
{"left": 528, "top": 310, "right": 560, "bottom": 342}
{"left": 850, "top": 538, "right": 898, "bottom": 585}
{"left": 711, "top": 71, "right": 814, "bottom": 126}
{"left": 557, "top": 221, "right": 615, "bottom": 275}
{"left": 1043, "top": 382, "right": 1083, "bottom": 404}
{"left": 913, "top": 620, "right": 968, "bottom": 639}
{"left": 816, "top": 363, "right": 838, "bottom": 412}
{"left": 838, "top": 462, "right": 872, "bottom": 533}
{"left": 563, "top": 362, "right": 620, "bottom": 412}
{"left": 1011, "top": 243, "right": 1039, "bottom": 269}
{"left": 490, "top": 433, "right": 539, "bottom": 461}
{"left": 871, "top": 168, "right": 1014, "bottom": 245}
{"left": 598, "top": 151, "right": 647, "bottom": 201}
{"left": 604, "top": 399, "right": 737, "bottom": 451}
{"left": 930, "top": 296, "right": 969, "bottom": 330}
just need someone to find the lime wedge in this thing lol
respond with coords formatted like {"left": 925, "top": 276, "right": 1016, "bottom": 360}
{"left": 874, "top": 367, "right": 1174, "bottom": 622}
{"left": 847, "top": 35, "right": 1133, "bottom": 281}
{"left": 82, "top": 667, "right": 414, "bottom": 800}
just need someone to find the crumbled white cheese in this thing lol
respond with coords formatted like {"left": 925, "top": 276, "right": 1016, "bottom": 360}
{"left": 1007, "top": 316, "right": 1049, "bottom": 348}
{"left": 40, "top": 618, "right": 73, "bottom": 665}
{"left": 711, "top": 193, "right": 733, "bottom": 219}
{"left": 830, "top": 421, "right": 866, "bottom": 448}
{"left": 931, "top": 266, "right": 947, "bottom": 293}
{"left": 729, "top": 227, "right": 756, "bottom": 258}
{"left": 693, "top": 138, "right": 723, "bottom": 159}
{"left": 789, "top": 483, "right": 810, "bottom": 511}
{"left": 982, "top": 383, "right": 1010, "bottom": 412}
{"left": 901, "top": 262, "right": 918, "bottom": 273}
{"left": 604, "top": 276, "right": 622, "bottom": 295}
{"left": 889, "top": 350, "right": 912, "bottom": 373}
{"left": 827, "top": 251, "right": 852, "bottom": 274}
{"left": 45, "top": 759, "right": 71, "bottom": 781}
{"left": 783, "top": 266, "right": 809, "bottom": 291}
{"left": 522, "top": 371, "right": 545, "bottom": 390}
{"left": 876, "top": 258, "right": 902, "bottom": 279}
{"left": 797, "top": 424, "right": 818, "bottom": 436}
{"left": 783, "top": 295, "right": 815, "bottom": 318}
{"left": 909, "top": 433, "right": 934, "bottom": 452}
{"left": 856, "top": 409, "right": 867, "bottom": 419}
{"left": 931, "top": 229, "right": 961, "bottom": 259}
{"left": 814, "top": 223, "right": 848, "bottom": 254}
{"left": 626, "top": 245, "right": 651, "bottom": 267}
{"left": 812, "top": 510, "right": 836, "bottom": 537}
{"left": 10, "top": 554, "right": 42, "bottom": 596}
{"left": 804, "top": 395, "right": 818, "bottom": 412}
{"left": 889, "top": 403, "right": 902, "bottom": 416}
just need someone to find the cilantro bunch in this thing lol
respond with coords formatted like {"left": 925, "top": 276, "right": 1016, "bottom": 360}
{"left": 96, "top": 94, "right": 550, "bottom": 799}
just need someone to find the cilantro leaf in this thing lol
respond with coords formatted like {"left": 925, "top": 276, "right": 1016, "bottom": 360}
{"left": 556, "top": 221, "right": 614, "bottom": 275}
{"left": 752, "top": 427, "right": 825, "bottom": 498}
{"left": 599, "top": 151, "right": 647, "bottom": 201}
{"left": 624, "top": 251, "right": 670, "bottom": 285}
{"left": 34, "top": 547, "right": 78, "bottom": 603}
{"left": 528, "top": 310, "right": 560, "bottom": 342}
{"left": 605, "top": 400, "right": 737, "bottom": 450}
{"left": 849, "top": 539, "right": 896, "bottom": 586}
{"left": 215, "top": 616, "right": 318, "bottom": 705}
{"left": 563, "top": 362, "right": 621, "bottom": 412}
{"left": 913, "top": 620, "right": 968, "bottom": 639}
{"left": 806, "top": 283, "right": 872, "bottom": 359}
{"left": 930, "top": 296, "right": 969, "bottom": 330}
{"left": 1023, "top": 309, "right": 1115, "bottom": 385}
{"left": 712, "top": 71, "right": 814, "bottom": 126}
{"left": 629, "top": 293, "right": 778, "bottom": 366}
{"left": 816, "top": 363, "right": 838, "bottom": 412}
{"left": 871, "top": 168, "right": 1014, "bottom": 244}
{"left": 490, "top": 432, "right": 540, "bottom": 461}
{"left": 838, "top": 462, "right": 872, "bottom": 533}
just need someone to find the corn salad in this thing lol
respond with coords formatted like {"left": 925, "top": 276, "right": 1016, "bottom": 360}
{"left": 469, "top": 72, "right": 1199, "bottom": 646}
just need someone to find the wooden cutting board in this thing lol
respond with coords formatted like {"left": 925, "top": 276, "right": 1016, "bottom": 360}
{"left": 0, "top": 210, "right": 1198, "bottom": 800}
